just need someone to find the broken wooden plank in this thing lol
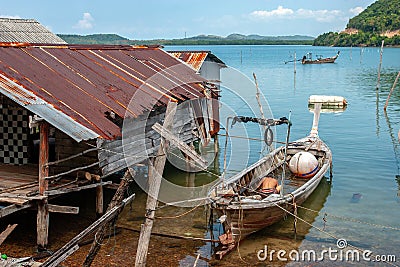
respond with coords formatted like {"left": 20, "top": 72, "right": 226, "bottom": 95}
{"left": 0, "top": 203, "right": 33, "bottom": 218}
{"left": 48, "top": 204, "right": 79, "bottom": 214}
{"left": 41, "top": 193, "right": 135, "bottom": 267}
{"left": 45, "top": 181, "right": 112, "bottom": 196}
{"left": 83, "top": 169, "right": 135, "bottom": 266}
{"left": 152, "top": 122, "right": 207, "bottom": 169}
{"left": 0, "top": 224, "right": 18, "bottom": 246}
{"left": 0, "top": 197, "right": 28, "bottom": 205}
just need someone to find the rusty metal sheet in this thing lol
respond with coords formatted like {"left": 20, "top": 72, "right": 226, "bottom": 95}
{"left": 0, "top": 44, "right": 207, "bottom": 141}
{"left": 169, "top": 51, "right": 208, "bottom": 72}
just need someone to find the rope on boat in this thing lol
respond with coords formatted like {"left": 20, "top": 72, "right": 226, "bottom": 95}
{"left": 155, "top": 200, "right": 206, "bottom": 219}
{"left": 288, "top": 203, "right": 400, "bottom": 232}
{"left": 241, "top": 186, "right": 399, "bottom": 267}
{"left": 236, "top": 197, "right": 251, "bottom": 265}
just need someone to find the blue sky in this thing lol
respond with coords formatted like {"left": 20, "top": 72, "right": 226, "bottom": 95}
{"left": 1, "top": 0, "right": 376, "bottom": 39}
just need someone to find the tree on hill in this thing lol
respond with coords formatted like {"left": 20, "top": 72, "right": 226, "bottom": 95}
{"left": 347, "top": 0, "right": 400, "bottom": 33}
{"left": 314, "top": 0, "right": 400, "bottom": 46}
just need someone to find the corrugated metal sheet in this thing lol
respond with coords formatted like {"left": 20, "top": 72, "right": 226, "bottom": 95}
{"left": 0, "top": 43, "right": 207, "bottom": 141}
{"left": 169, "top": 51, "right": 208, "bottom": 72}
{"left": 169, "top": 51, "right": 226, "bottom": 71}
{"left": 0, "top": 18, "right": 66, "bottom": 44}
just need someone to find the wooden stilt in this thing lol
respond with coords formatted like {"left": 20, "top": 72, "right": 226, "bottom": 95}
{"left": 95, "top": 185, "right": 103, "bottom": 217}
{"left": 135, "top": 101, "right": 177, "bottom": 267}
{"left": 37, "top": 121, "right": 49, "bottom": 250}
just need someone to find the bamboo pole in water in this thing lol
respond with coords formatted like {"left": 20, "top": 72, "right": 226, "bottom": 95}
{"left": 376, "top": 40, "right": 384, "bottom": 90}
{"left": 384, "top": 71, "right": 400, "bottom": 111}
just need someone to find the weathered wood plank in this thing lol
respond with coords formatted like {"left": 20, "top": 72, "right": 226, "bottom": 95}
{"left": 152, "top": 122, "right": 207, "bottom": 169}
{"left": 48, "top": 204, "right": 79, "bottom": 214}
{"left": 135, "top": 101, "right": 177, "bottom": 267}
{"left": 0, "top": 197, "right": 28, "bottom": 205}
{"left": 0, "top": 203, "right": 33, "bottom": 218}
{"left": 41, "top": 193, "right": 135, "bottom": 267}
{"left": 0, "top": 224, "right": 18, "bottom": 246}
{"left": 45, "top": 181, "right": 112, "bottom": 196}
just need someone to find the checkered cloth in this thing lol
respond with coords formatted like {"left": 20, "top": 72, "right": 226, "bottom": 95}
{"left": 0, "top": 105, "right": 29, "bottom": 165}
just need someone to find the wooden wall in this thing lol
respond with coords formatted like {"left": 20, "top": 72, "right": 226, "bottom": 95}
{"left": 53, "top": 130, "right": 99, "bottom": 176}
{"left": 98, "top": 102, "right": 198, "bottom": 176}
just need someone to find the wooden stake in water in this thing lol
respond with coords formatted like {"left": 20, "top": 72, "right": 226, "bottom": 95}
{"left": 135, "top": 101, "right": 177, "bottom": 267}
{"left": 294, "top": 51, "right": 297, "bottom": 74}
{"left": 376, "top": 40, "right": 384, "bottom": 90}
{"left": 384, "top": 71, "right": 400, "bottom": 111}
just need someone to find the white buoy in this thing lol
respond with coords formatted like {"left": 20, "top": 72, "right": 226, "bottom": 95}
{"left": 289, "top": 152, "right": 319, "bottom": 178}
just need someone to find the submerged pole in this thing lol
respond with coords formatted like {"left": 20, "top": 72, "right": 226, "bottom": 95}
{"left": 376, "top": 40, "right": 384, "bottom": 90}
{"left": 384, "top": 71, "right": 400, "bottom": 111}
{"left": 383, "top": 71, "right": 400, "bottom": 111}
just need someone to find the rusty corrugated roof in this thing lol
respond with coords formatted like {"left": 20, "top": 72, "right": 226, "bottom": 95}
{"left": 0, "top": 43, "right": 207, "bottom": 141}
{"left": 170, "top": 51, "right": 208, "bottom": 72}
{"left": 169, "top": 51, "right": 226, "bottom": 71}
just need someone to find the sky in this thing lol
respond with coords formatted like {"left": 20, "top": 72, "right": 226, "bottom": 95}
{"left": 1, "top": 0, "right": 377, "bottom": 39}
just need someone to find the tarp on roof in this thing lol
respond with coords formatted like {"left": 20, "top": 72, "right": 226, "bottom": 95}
{"left": 0, "top": 43, "right": 207, "bottom": 141}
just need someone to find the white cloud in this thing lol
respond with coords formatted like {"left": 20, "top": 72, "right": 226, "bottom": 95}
{"left": 297, "top": 9, "right": 343, "bottom": 22}
{"left": 74, "top": 12, "right": 94, "bottom": 29}
{"left": 251, "top": 6, "right": 294, "bottom": 18}
{"left": 250, "top": 6, "right": 344, "bottom": 23}
{"left": 349, "top": 7, "right": 364, "bottom": 16}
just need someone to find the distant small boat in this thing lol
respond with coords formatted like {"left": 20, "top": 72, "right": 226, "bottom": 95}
{"left": 302, "top": 51, "right": 340, "bottom": 64}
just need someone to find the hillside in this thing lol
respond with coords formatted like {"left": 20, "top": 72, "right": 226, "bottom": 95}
{"left": 347, "top": 0, "right": 400, "bottom": 33}
{"left": 314, "top": 0, "right": 400, "bottom": 46}
{"left": 58, "top": 33, "right": 314, "bottom": 46}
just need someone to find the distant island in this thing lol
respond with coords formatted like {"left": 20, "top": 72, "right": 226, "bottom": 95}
{"left": 314, "top": 0, "right": 400, "bottom": 46}
{"left": 57, "top": 33, "right": 314, "bottom": 46}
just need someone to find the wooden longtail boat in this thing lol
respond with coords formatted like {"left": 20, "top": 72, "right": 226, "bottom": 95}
{"left": 301, "top": 51, "right": 340, "bottom": 64}
{"left": 209, "top": 104, "right": 332, "bottom": 258}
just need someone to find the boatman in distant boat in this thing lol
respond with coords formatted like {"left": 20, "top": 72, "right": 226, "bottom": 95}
{"left": 260, "top": 177, "right": 281, "bottom": 195}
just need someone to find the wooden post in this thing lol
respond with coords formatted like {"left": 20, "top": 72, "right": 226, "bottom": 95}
{"left": 384, "top": 71, "right": 400, "bottom": 111}
{"left": 213, "top": 135, "right": 219, "bottom": 155}
{"left": 95, "top": 185, "right": 103, "bottom": 217}
{"left": 135, "top": 101, "right": 177, "bottom": 267}
{"left": 37, "top": 121, "right": 49, "bottom": 250}
{"left": 376, "top": 40, "right": 384, "bottom": 90}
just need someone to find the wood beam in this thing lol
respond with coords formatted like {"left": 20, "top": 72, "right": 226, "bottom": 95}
{"left": 48, "top": 204, "right": 79, "bottom": 214}
{"left": 135, "top": 101, "right": 177, "bottom": 267}
{"left": 37, "top": 121, "right": 49, "bottom": 250}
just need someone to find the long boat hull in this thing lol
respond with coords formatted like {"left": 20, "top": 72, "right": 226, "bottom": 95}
{"left": 302, "top": 52, "right": 340, "bottom": 64}
{"left": 209, "top": 135, "right": 332, "bottom": 243}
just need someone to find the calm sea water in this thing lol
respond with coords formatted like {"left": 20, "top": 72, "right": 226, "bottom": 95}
{"left": 130, "top": 45, "right": 400, "bottom": 266}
